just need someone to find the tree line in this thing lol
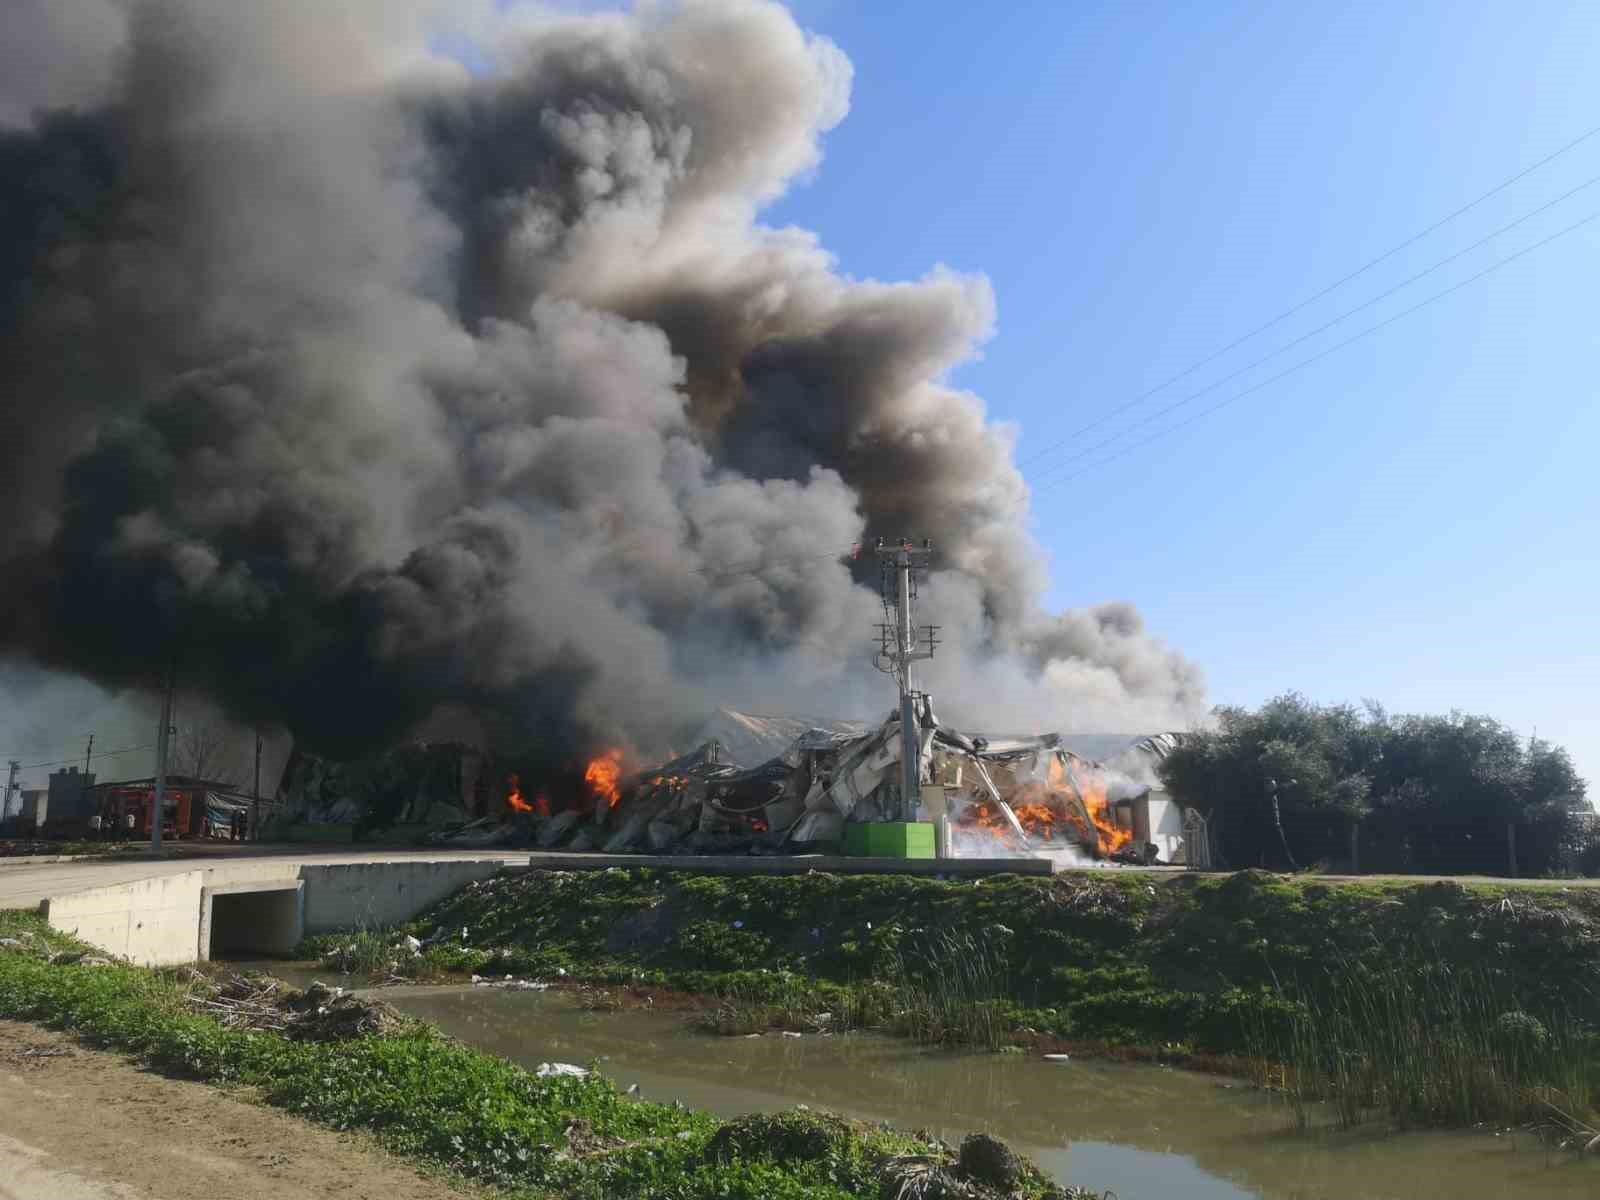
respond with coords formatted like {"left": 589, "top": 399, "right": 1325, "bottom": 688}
{"left": 1157, "top": 694, "right": 1596, "bottom": 877}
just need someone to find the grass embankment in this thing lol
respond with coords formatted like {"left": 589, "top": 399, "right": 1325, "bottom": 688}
{"left": 307, "top": 868, "right": 1600, "bottom": 1134}
{"left": 0, "top": 910, "right": 1089, "bottom": 1200}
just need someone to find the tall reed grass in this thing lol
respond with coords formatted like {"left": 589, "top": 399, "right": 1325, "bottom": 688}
{"left": 881, "top": 930, "right": 1011, "bottom": 1051}
{"left": 1254, "top": 958, "right": 1597, "bottom": 1136}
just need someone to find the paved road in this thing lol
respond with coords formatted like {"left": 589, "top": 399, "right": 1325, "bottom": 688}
{"left": 3, "top": 845, "right": 1594, "bottom": 912}
{"left": 0, "top": 847, "right": 533, "bottom": 912}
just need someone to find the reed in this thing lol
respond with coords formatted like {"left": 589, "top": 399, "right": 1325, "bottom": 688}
{"left": 881, "top": 929, "right": 1011, "bottom": 1051}
{"left": 1257, "top": 957, "right": 1597, "bottom": 1135}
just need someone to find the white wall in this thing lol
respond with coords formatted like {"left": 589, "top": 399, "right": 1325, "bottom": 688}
{"left": 43, "top": 870, "right": 205, "bottom": 966}
{"left": 298, "top": 860, "right": 510, "bottom": 934}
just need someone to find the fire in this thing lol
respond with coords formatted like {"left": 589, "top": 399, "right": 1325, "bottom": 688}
{"left": 1051, "top": 756, "right": 1132, "bottom": 855}
{"left": 950, "top": 757, "right": 1134, "bottom": 857}
{"left": 584, "top": 748, "right": 624, "bottom": 808}
{"left": 506, "top": 773, "right": 533, "bottom": 813}
{"left": 1011, "top": 802, "right": 1060, "bottom": 838}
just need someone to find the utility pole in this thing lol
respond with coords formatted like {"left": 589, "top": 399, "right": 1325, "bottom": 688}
{"left": 3, "top": 760, "right": 17, "bottom": 823}
{"left": 82, "top": 733, "right": 94, "bottom": 820}
{"left": 874, "top": 538, "right": 938, "bottom": 820}
{"left": 151, "top": 665, "right": 176, "bottom": 852}
{"left": 253, "top": 730, "right": 262, "bottom": 842}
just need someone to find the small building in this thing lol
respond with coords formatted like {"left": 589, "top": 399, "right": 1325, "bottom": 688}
{"left": 47, "top": 766, "right": 97, "bottom": 821}
{"left": 1112, "top": 788, "right": 1186, "bottom": 863}
{"left": 19, "top": 789, "right": 47, "bottom": 830}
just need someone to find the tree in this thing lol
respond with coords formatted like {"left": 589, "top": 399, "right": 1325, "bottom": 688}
{"left": 1159, "top": 694, "right": 1591, "bottom": 876}
{"left": 172, "top": 722, "right": 245, "bottom": 787}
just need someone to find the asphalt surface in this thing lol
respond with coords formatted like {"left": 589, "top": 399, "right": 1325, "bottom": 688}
{"left": 0, "top": 846, "right": 532, "bottom": 911}
{"left": 2, "top": 844, "right": 1594, "bottom": 912}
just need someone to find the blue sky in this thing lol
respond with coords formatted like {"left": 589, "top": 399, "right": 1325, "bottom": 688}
{"left": 761, "top": 1, "right": 1598, "bottom": 790}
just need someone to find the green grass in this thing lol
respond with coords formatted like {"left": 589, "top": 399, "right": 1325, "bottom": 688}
{"left": 303, "top": 867, "right": 1600, "bottom": 1074}
{"left": 0, "top": 910, "right": 1081, "bottom": 1199}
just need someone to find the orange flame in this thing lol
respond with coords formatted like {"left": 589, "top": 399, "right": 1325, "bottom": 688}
{"left": 585, "top": 748, "right": 624, "bottom": 808}
{"left": 506, "top": 773, "right": 533, "bottom": 813}
{"left": 1049, "top": 756, "right": 1132, "bottom": 854}
{"left": 951, "top": 757, "right": 1134, "bottom": 856}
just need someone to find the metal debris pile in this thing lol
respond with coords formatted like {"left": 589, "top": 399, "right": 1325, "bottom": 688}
{"left": 432, "top": 707, "right": 1185, "bottom": 863}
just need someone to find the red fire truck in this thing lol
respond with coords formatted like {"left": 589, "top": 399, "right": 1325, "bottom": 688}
{"left": 98, "top": 780, "right": 208, "bottom": 840}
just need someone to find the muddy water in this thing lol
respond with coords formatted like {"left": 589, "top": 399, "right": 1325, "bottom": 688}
{"left": 364, "top": 984, "right": 1596, "bottom": 1200}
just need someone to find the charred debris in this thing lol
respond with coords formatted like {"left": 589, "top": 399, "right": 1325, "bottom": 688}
{"left": 272, "top": 709, "right": 1186, "bottom": 864}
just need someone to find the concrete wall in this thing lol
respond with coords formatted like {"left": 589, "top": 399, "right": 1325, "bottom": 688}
{"left": 43, "top": 870, "right": 205, "bottom": 966}
{"left": 43, "top": 858, "right": 516, "bottom": 964}
{"left": 299, "top": 859, "right": 509, "bottom": 934}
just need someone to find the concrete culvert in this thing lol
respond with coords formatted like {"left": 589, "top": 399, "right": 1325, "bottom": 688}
{"left": 199, "top": 882, "right": 304, "bottom": 960}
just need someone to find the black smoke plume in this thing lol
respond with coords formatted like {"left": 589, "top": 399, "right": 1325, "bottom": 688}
{"left": 0, "top": 0, "right": 1203, "bottom": 766}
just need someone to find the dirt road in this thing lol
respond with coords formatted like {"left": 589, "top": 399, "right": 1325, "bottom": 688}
{"left": 0, "top": 1020, "right": 478, "bottom": 1200}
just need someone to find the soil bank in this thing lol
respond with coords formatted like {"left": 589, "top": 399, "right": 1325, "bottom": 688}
{"left": 341, "top": 867, "right": 1600, "bottom": 1056}
{"left": 0, "top": 1019, "right": 478, "bottom": 1200}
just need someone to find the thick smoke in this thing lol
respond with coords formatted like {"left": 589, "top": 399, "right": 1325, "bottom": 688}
{"left": 0, "top": 0, "right": 1204, "bottom": 770}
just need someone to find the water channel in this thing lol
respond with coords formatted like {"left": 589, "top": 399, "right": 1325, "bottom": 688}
{"left": 245, "top": 963, "right": 1596, "bottom": 1199}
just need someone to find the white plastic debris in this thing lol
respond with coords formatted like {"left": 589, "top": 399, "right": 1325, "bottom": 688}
{"left": 400, "top": 935, "right": 423, "bottom": 954}
{"left": 536, "top": 1062, "right": 590, "bottom": 1079}
{"left": 732, "top": 919, "right": 744, "bottom": 929}
{"left": 1043, "top": 1054, "right": 1071, "bottom": 1063}
{"left": 781, "top": 1031, "right": 802, "bottom": 1039}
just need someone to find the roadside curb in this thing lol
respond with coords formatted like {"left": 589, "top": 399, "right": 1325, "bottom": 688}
{"left": 0, "top": 852, "right": 186, "bottom": 868}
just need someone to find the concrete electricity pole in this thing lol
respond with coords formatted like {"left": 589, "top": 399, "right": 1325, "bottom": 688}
{"left": 151, "top": 666, "right": 176, "bottom": 851}
{"left": 253, "top": 730, "right": 262, "bottom": 841}
{"left": 82, "top": 733, "right": 94, "bottom": 816}
{"left": 874, "top": 538, "right": 937, "bottom": 819}
{"left": 3, "top": 760, "right": 17, "bottom": 823}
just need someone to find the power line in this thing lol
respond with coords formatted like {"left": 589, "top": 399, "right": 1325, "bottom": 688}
{"left": 1027, "top": 169, "right": 1600, "bottom": 486}
{"left": 1031, "top": 204, "right": 1600, "bottom": 495}
{"left": 13, "top": 742, "right": 158, "bottom": 772}
{"left": 1019, "top": 119, "right": 1600, "bottom": 469}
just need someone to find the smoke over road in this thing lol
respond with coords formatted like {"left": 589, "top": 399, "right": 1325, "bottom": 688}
{"left": 0, "top": 0, "right": 1204, "bottom": 767}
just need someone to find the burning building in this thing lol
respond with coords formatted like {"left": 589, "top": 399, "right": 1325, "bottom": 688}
{"left": 430, "top": 708, "right": 1188, "bottom": 864}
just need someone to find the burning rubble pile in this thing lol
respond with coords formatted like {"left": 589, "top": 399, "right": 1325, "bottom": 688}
{"left": 434, "top": 708, "right": 1184, "bottom": 864}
